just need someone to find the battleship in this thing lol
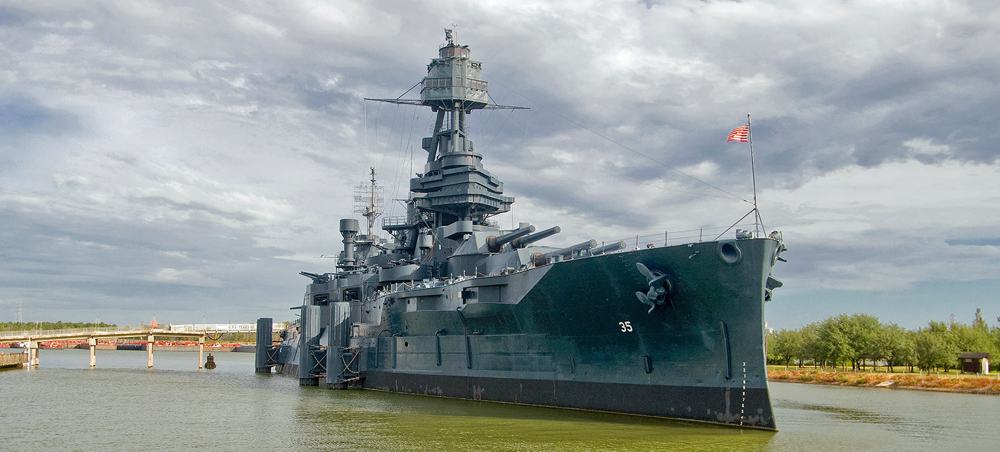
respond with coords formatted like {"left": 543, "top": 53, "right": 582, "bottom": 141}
{"left": 256, "top": 31, "right": 786, "bottom": 430}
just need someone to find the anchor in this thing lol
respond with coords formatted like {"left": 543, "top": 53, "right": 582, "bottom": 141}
{"left": 635, "top": 263, "right": 673, "bottom": 313}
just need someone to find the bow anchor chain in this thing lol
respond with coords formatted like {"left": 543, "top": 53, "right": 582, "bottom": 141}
{"left": 635, "top": 263, "right": 673, "bottom": 313}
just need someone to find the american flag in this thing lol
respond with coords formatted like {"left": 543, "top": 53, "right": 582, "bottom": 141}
{"left": 727, "top": 125, "right": 749, "bottom": 143}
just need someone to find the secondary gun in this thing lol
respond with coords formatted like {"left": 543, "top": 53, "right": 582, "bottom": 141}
{"left": 299, "top": 272, "right": 330, "bottom": 283}
{"left": 590, "top": 241, "right": 627, "bottom": 256}
{"left": 545, "top": 239, "right": 598, "bottom": 260}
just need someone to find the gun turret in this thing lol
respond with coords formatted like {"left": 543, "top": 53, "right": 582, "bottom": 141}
{"left": 511, "top": 226, "right": 561, "bottom": 249}
{"left": 590, "top": 240, "right": 627, "bottom": 256}
{"left": 486, "top": 225, "right": 535, "bottom": 252}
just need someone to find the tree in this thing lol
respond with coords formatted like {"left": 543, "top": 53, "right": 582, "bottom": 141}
{"left": 949, "top": 321, "right": 999, "bottom": 360}
{"left": 769, "top": 329, "right": 803, "bottom": 367}
{"left": 817, "top": 316, "right": 856, "bottom": 370}
{"left": 914, "top": 329, "right": 957, "bottom": 371}
{"left": 870, "top": 323, "right": 913, "bottom": 372}
{"left": 816, "top": 314, "right": 881, "bottom": 371}
{"left": 844, "top": 313, "right": 881, "bottom": 370}
{"left": 800, "top": 322, "right": 822, "bottom": 367}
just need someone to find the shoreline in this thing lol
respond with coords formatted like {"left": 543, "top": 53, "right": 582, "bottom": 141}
{"left": 769, "top": 369, "right": 1000, "bottom": 395}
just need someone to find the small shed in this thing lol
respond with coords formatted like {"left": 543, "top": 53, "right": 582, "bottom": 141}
{"left": 958, "top": 352, "right": 990, "bottom": 375}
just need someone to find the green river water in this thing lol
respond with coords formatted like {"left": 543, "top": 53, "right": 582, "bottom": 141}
{"left": 1, "top": 349, "right": 996, "bottom": 451}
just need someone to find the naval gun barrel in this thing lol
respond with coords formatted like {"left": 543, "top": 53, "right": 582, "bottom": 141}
{"left": 545, "top": 240, "right": 598, "bottom": 260}
{"left": 511, "top": 226, "right": 561, "bottom": 249}
{"left": 589, "top": 240, "right": 627, "bottom": 256}
{"left": 486, "top": 225, "right": 535, "bottom": 252}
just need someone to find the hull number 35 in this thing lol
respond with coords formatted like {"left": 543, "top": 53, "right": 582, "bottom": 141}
{"left": 618, "top": 321, "right": 633, "bottom": 332}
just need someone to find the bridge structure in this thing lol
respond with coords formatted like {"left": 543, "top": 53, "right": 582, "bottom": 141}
{"left": 0, "top": 323, "right": 284, "bottom": 370}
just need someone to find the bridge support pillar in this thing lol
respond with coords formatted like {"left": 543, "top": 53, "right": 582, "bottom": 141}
{"left": 198, "top": 336, "right": 205, "bottom": 371}
{"left": 28, "top": 339, "right": 38, "bottom": 368}
{"left": 88, "top": 337, "right": 96, "bottom": 368}
{"left": 147, "top": 334, "right": 154, "bottom": 369}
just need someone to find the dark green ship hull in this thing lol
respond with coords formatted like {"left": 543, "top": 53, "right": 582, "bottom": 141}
{"left": 274, "top": 237, "right": 780, "bottom": 429}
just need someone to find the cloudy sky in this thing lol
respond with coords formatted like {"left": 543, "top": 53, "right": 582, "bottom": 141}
{"left": 2, "top": 0, "right": 998, "bottom": 330}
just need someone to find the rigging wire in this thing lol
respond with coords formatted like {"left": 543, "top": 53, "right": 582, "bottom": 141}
{"left": 364, "top": 100, "right": 384, "bottom": 169}
{"left": 489, "top": 79, "right": 750, "bottom": 203}
{"left": 475, "top": 99, "right": 496, "bottom": 147}
{"left": 386, "top": 107, "right": 425, "bottom": 218}
{"left": 480, "top": 93, "right": 737, "bottom": 200}
{"left": 482, "top": 93, "right": 519, "bottom": 155}
{"left": 375, "top": 103, "right": 403, "bottom": 181}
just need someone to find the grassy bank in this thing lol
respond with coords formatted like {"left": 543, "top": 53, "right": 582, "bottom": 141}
{"left": 768, "top": 368, "right": 1000, "bottom": 394}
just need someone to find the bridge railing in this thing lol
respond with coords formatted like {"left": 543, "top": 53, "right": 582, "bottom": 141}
{"left": 0, "top": 322, "right": 287, "bottom": 340}
{"left": 0, "top": 325, "right": 153, "bottom": 340}
{"left": 167, "top": 323, "right": 287, "bottom": 333}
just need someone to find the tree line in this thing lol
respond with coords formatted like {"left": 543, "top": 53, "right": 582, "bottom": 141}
{"left": 767, "top": 309, "right": 1000, "bottom": 372}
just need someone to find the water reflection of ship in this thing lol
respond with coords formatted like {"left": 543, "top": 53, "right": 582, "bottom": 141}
{"left": 256, "top": 30, "right": 786, "bottom": 430}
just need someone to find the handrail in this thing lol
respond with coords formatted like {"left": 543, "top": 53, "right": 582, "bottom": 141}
{"left": 0, "top": 325, "right": 151, "bottom": 339}
{"left": 0, "top": 322, "right": 288, "bottom": 340}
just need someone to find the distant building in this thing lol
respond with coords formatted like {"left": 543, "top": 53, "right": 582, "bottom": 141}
{"left": 958, "top": 352, "right": 990, "bottom": 374}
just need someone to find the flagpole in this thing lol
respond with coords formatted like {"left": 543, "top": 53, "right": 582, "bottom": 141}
{"left": 747, "top": 113, "right": 759, "bottom": 237}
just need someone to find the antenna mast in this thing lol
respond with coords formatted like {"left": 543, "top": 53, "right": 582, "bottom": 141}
{"left": 748, "top": 113, "right": 761, "bottom": 237}
{"left": 353, "top": 167, "right": 383, "bottom": 239}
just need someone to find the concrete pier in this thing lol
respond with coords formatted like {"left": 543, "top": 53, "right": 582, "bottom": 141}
{"left": 89, "top": 337, "right": 97, "bottom": 368}
{"left": 0, "top": 351, "right": 29, "bottom": 369}
{"left": 147, "top": 334, "right": 154, "bottom": 369}
{"left": 29, "top": 341, "right": 39, "bottom": 368}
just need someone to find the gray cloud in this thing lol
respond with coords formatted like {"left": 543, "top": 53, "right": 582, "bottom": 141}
{"left": 2, "top": 0, "right": 999, "bottom": 329}
{"left": 0, "top": 94, "right": 82, "bottom": 139}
